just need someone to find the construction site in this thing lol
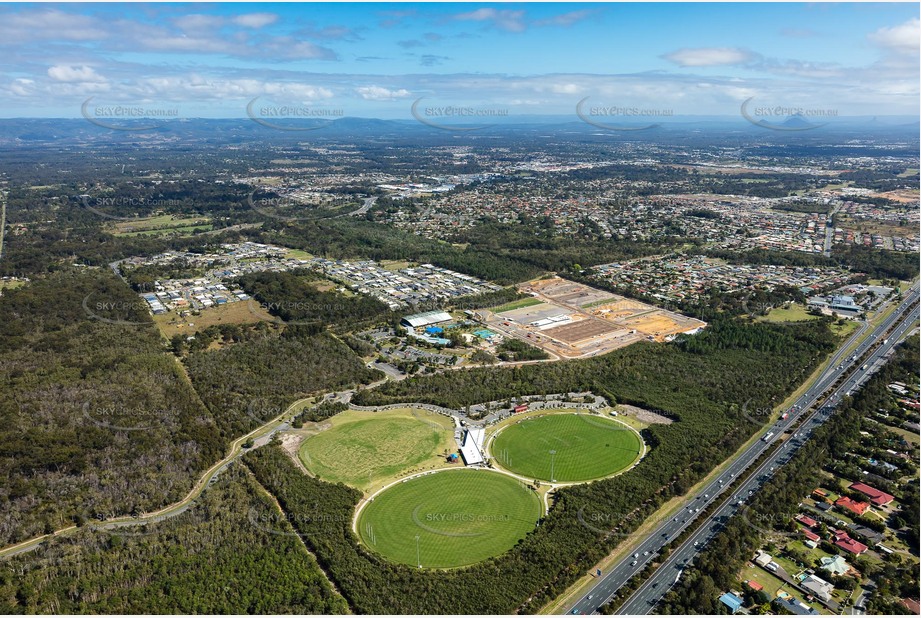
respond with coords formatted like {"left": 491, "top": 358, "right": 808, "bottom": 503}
{"left": 477, "top": 277, "right": 707, "bottom": 359}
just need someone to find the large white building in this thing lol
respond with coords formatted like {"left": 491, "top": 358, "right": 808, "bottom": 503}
{"left": 401, "top": 310, "right": 453, "bottom": 328}
{"left": 458, "top": 427, "right": 486, "bottom": 466}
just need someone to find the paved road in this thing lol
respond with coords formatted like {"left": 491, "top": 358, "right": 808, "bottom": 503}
{"left": 339, "top": 196, "right": 376, "bottom": 218}
{"left": 566, "top": 283, "right": 919, "bottom": 615}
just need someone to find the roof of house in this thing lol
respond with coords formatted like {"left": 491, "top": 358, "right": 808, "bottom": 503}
{"left": 820, "top": 555, "right": 850, "bottom": 576}
{"left": 719, "top": 592, "right": 744, "bottom": 613}
{"left": 901, "top": 599, "right": 921, "bottom": 614}
{"left": 849, "top": 482, "right": 895, "bottom": 506}
{"left": 745, "top": 580, "right": 764, "bottom": 592}
{"left": 850, "top": 524, "right": 884, "bottom": 543}
{"left": 835, "top": 496, "right": 871, "bottom": 516}
{"left": 776, "top": 597, "right": 820, "bottom": 615}
{"left": 801, "top": 575, "right": 834, "bottom": 602}
{"left": 834, "top": 531, "right": 868, "bottom": 555}
{"left": 796, "top": 515, "right": 818, "bottom": 527}
{"left": 802, "top": 529, "right": 821, "bottom": 542}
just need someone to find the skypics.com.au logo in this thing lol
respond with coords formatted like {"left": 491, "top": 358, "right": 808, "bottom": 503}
{"left": 576, "top": 97, "right": 671, "bottom": 131}
{"left": 410, "top": 98, "right": 508, "bottom": 132}
{"left": 246, "top": 97, "right": 344, "bottom": 131}
{"left": 81, "top": 97, "right": 179, "bottom": 131}
{"left": 740, "top": 97, "right": 836, "bottom": 131}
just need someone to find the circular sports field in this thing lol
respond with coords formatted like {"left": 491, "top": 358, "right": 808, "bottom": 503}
{"left": 300, "top": 410, "right": 451, "bottom": 489}
{"left": 490, "top": 413, "right": 643, "bottom": 482}
{"left": 356, "top": 469, "right": 542, "bottom": 568}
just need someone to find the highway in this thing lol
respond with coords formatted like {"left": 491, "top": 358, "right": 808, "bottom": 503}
{"left": 567, "top": 283, "right": 919, "bottom": 615}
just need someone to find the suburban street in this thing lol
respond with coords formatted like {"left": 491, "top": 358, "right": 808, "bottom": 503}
{"left": 566, "top": 283, "right": 920, "bottom": 615}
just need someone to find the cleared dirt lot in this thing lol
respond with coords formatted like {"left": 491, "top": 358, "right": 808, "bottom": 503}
{"left": 541, "top": 318, "right": 621, "bottom": 344}
{"left": 485, "top": 277, "right": 706, "bottom": 358}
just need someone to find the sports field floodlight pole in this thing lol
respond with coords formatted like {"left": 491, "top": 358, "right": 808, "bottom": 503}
{"left": 549, "top": 449, "right": 557, "bottom": 483}
{"left": 415, "top": 535, "right": 421, "bottom": 568}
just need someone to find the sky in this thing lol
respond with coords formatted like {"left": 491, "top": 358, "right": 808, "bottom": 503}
{"left": 2, "top": 2, "right": 919, "bottom": 119}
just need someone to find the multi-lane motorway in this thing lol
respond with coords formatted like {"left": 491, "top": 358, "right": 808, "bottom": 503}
{"left": 567, "top": 283, "right": 919, "bottom": 615}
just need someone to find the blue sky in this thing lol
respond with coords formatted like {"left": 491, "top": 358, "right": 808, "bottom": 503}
{"left": 2, "top": 2, "right": 918, "bottom": 118}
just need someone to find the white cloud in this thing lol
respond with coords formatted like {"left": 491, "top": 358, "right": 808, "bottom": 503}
{"left": 356, "top": 85, "right": 412, "bottom": 100}
{"left": 47, "top": 64, "right": 106, "bottom": 83}
{"left": 663, "top": 47, "right": 754, "bottom": 67}
{"left": 535, "top": 10, "right": 595, "bottom": 28}
{"left": 0, "top": 9, "right": 106, "bottom": 44}
{"left": 550, "top": 83, "right": 581, "bottom": 95}
{"left": 173, "top": 14, "right": 224, "bottom": 31}
{"left": 869, "top": 18, "right": 920, "bottom": 54}
{"left": 453, "top": 8, "right": 526, "bottom": 32}
{"left": 10, "top": 78, "right": 35, "bottom": 96}
{"left": 233, "top": 13, "right": 278, "bottom": 29}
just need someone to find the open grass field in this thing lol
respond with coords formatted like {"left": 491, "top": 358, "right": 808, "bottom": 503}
{"left": 490, "top": 413, "right": 643, "bottom": 482}
{"left": 284, "top": 248, "right": 313, "bottom": 260}
{"left": 152, "top": 301, "right": 273, "bottom": 338}
{"left": 357, "top": 469, "right": 542, "bottom": 568}
{"left": 759, "top": 303, "right": 821, "bottom": 323}
{"left": 108, "top": 214, "right": 212, "bottom": 236}
{"left": 493, "top": 297, "right": 543, "bottom": 313}
{"left": 0, "top": 280, "right": 26, "bottom": 290}
{"left": 300, "top": 409, "right": 455, "bottom": 489}
{"left": 758, "top": 304, "right": 858, "bottom": 338}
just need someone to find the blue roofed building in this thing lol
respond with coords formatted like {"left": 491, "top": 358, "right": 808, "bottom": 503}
{"left": 718, "top": 592, "right": 744, "bottom": 614}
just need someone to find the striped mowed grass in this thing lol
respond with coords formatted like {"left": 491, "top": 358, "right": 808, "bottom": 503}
{"left": 491, "top": 413, "right": 642, "bottom": 482}
{"left": 357, "top": 469, "right": 542, "bottom": 568}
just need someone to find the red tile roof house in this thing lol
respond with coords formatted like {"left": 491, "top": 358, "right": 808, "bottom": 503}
{"left": 802, "top": 529, "right": 821, "bottom": 542}
{"left": 849, "top": 482, "right": 895, "bottom": 507}
{"left": 835, "top": 496, "right": 871, "bottom": 516}
{"left": 833, "top": 530, "right": 868, "bottom": 555}
{"left": 901, "top": 599, "right": 920, "bottom": 614}
{"left": 796, "top": 515, "right": 818, "bottom": 528}
{"left": 745, "top": 580, "right": 764, "bottom": 592}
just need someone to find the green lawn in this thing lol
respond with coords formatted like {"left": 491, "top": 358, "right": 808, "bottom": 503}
{"left": 493, "top": 297, "right": 542, "bottom": 313}
{"left": 490, "top": 413, "right": 643, "bottom": 482}
{"left": 357, "top": 469, "right": 542, "bottom": 568}
{"left": 110, "top": 214, "right": 212, "bottom": 236}
{"left": 759, "top": 304, "right": 820, "bottom": 323}
{"left": 758, "top": 304, "right": 857, "bottom": 338}
{"left": 300, "top": 410, "right": 453, "bottom": 489}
